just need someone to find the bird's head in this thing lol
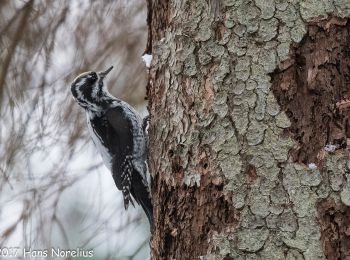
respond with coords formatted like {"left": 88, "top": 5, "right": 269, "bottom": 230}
{"left": 71, "top": 66, "right": 114, "bottom": 110}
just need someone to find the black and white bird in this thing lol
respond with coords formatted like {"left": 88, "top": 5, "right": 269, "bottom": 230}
{"left": 70, "top": 66, "right": 152, "bottom": 225}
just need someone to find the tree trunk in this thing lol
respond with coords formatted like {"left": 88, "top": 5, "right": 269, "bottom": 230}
{"left": 147, "top": 1, "right": 350, "bottom": 259}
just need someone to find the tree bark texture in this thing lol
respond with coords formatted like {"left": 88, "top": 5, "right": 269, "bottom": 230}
{"left": 147, "top": 1, "right": 350, "bottom": 259}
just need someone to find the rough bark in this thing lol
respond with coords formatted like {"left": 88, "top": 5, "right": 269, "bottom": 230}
{"left": 271, "top": 17, "right": 350, "bottom": 165}
{"left": 147, "top": 1, "right": 350, "bottom": 259}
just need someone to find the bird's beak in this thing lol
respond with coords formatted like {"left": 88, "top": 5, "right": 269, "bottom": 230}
{"left": 99, "top": 66, "right": 114, "bottom": 78}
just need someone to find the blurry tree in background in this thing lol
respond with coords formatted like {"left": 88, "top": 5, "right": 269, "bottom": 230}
{"left": 0, "top": 0, "right": 150, "bottom": 259}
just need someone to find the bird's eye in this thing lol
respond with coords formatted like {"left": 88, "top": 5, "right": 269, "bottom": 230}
{"left": 89, "top": 72, "right": 97, "bottom": 79}
{"left": 87, "top": 72, "right": 97, "bottom": 80}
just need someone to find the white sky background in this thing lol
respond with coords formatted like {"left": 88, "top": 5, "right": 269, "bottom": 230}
{"left": 0, "top": 0, "right": 150, "bottom": 259}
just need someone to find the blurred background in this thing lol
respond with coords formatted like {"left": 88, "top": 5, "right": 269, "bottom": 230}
{"left": 0, "top": 0, "right": 150, "bottom": 259}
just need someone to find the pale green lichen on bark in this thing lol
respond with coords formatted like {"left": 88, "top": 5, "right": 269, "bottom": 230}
{"left": 151, "top": 0, "right": 350, "bottom": 258}
{"left": 237, "top": 227, "right": 270, "bottom": 252}
{"left": 340, "top": 174, "right": 350, "bottom": 206}
{"left": 202, "top": 0, "right": 349, "bottom": 259}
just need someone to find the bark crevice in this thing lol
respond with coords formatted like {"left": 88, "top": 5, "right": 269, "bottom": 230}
{"left": 271, "top": 17, "right": 350, "bottom": 165}
{"left": 317, "top": 198, "right": 350, "bottom": 260}
{"left": 151, "top": 173, "right": 239, "bottom": 259}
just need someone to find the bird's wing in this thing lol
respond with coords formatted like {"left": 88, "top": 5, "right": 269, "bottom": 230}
{"left": 105, "top": 106, "right": 135, "bottom": 208}
{"left": 106, "top": 106, "right": 153, "bottom": 224}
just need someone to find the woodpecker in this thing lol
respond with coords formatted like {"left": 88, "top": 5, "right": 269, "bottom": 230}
{"left": 70, "top": 66, "right": 152, "bottom": 225}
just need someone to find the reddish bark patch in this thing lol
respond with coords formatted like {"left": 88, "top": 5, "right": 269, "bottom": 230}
{"left": 245, "top": 164, "right": 258, "bottom": 183}
{"left": 271, "top": 17, "right": 350, "bottom": 164}
{"left": 317, "top": 198, "right": 350, "bottom": 260}
{"left": 151, "top": 173, "right": 239, "bottom": 259}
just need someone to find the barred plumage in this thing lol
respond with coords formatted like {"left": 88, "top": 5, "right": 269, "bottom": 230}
{"left": 71, "top": 66, "right": 153, "bottom": 225}
{"left": 120, "top": 155, "right": 134, "bottom": 208}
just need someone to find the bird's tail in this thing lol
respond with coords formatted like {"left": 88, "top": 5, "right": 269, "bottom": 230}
{"left": 131, "top": 171, "right": 153, "bottom": 227}
{"left": 138, "top": 192, "right": 153, "bottom": 226}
